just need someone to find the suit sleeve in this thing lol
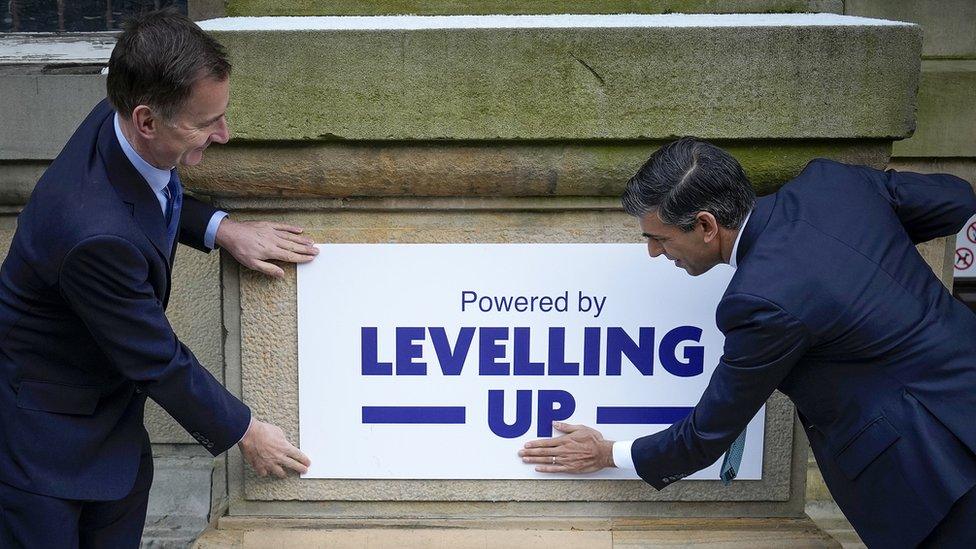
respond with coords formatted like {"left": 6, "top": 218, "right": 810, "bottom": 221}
{"left": 179, "top": 194, "right": 219, "bottom": 252}
{"left": 59, "top": 235, "right": 250, "bottom": 455}
{"left": 632, "top": 293, "right": 811, "bottom": 489}
{"left": 854, "top": 164, "right": 976, "bottom": 244}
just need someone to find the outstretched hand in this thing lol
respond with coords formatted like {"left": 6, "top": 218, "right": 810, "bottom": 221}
{"left": 238, "top": 418, "right": 311, "bottom": 478}
{"left": 519, "top": 422, "right": 615, "bottom": 473}
{"left": 215, "top": 218, "right": 318, "bottom": 278}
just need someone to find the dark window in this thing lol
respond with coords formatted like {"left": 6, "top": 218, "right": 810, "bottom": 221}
{"left": 3, "top": 1, "right": 187, "bottom": 32}
{"left": 954, "top": 279, "right": 976, "bottom": 314}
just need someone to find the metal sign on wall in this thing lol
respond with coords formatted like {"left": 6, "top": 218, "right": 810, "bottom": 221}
{"left": 955, "top": 214, "right": 976, "bottom": 279}
{"left": 297, "top": 243, "right": 765, "bottom": 480}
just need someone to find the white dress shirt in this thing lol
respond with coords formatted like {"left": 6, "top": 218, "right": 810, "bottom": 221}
{"left": 611, "top": 208, "right": 754, "bottom": 471}
{"left": 113, "top": 114, "right": 227, "bottom": 249}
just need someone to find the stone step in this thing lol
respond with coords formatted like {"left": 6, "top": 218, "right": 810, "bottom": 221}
{"left": 194, "top": 517, "right": 840, "bottom": 548}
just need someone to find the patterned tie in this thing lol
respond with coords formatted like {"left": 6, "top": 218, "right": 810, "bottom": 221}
{"left": 720, "top": 428, "right": 747, "bottom": 486}
{"left": 164, "top": 171, "right": 183, "bottom": 254}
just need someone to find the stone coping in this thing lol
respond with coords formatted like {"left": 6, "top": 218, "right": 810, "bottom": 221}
{"left": 202, "top": 15, "right": 920, "bottom": 141}
{"left": 198, "top": 13, "right": 910, "bottom": 30}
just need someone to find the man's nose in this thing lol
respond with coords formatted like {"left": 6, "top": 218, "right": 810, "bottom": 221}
{"left": 212, "top": 117, "right": 230, "bottom": 144}
{"left": 647, "top": 241, "right": 664, "bottom": 257}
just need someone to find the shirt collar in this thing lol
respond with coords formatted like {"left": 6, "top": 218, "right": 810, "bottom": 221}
{"left": 114, "top": 112, "right": 173, "bottom": 193}
{"left": 729, "top": 208, "right": 753, "bottom": 270}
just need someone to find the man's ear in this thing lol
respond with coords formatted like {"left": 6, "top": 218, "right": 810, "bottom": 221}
{"left": 696, "top": 211, "right": 720, "bottom": 243}
{"left": 130, "top": 105, "right": 158, "bottom": 140}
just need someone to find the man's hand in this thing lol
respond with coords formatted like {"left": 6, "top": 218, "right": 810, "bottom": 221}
{"left": 519, "top": 422, "right": 615, "bottom": 473}
{"left": 238, "top": 418, "right": 311, "bottom": 478}
{"left": 215, "top": 218, "right": 318, "bottom": 278}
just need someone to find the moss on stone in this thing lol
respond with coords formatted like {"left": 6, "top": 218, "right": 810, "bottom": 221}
{"left": 211, "top": 24, "right": 919, "bottom": 142}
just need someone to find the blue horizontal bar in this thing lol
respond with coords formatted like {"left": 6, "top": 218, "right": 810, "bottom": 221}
{"left": 596, "top": 406, "right": 693, "bottom": 424}
{"left": 362, "top": 406, "right": 466, "bottom": 424}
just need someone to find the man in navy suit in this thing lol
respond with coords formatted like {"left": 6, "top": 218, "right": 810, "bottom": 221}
{"left": 0, "top": 10, "right": 317, "bottom": 547}
{"left": 520, "top": 138, "right": 976, "bottom": 547}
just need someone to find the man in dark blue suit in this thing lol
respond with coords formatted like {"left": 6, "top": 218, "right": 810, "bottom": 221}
{"left": 0, "top": 10, "right": 317, "bottom": 547}
{"left": 520, "top": 138, "right": 976, "bottom": 547}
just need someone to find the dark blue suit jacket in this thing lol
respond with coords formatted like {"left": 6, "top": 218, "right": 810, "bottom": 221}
{"left": 632, "top": 159, "right": 976, "bottom": 547}
{"left": 0, "top": 100, "right": 250, "bottom": 501}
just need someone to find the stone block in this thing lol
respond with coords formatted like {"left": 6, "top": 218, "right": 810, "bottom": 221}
{"left": 143, "top": 445, "right": 217, "bottom": 548}
{"left": 199, "top": 15, "right": 920, "bottom": 142}
{"left": 225, "top": 1, "right": 844, "bottom": 16}
{"left": 229, "top": 209, "right": 798, "bottom": 510}
{"left": 892, "top": 61, "right": 976, "bottom": 158}
{"left": 845, "top": 0, "right": 976, "bottom": 58}
{"left": 0, "top": 74, "right": 107, "bottom": 160}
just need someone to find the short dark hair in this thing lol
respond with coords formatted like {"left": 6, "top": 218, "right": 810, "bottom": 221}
{"left": 107, "top": 9, "right": 231, "bottom": 122}
{"left": 621, "top": 137, "right": 755, "bottom": 231}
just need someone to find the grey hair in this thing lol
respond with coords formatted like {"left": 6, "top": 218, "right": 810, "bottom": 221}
{"left": 621, "top": 137, "right": 756, "bottom": 231}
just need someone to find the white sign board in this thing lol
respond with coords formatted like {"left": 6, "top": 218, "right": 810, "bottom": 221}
{"left": 955, "top": 214, "right": 976, "bottom": 279}
{"left": 298, "top": 244, "right": 764, "bottom": 480}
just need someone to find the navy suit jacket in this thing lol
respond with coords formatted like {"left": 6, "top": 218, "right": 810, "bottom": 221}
{"left": 0, "top": 100, "right": 250, "bottom": 501}
{"left": 632, "top": 159, "right": 976, "bottom": 547}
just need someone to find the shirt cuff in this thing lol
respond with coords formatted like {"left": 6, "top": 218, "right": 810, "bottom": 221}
{"left": 204, "top": 211, "right": 229, "bottom": 250}
{"left": 236, "top": 414, "right": 253, "bottom": 446}
{"left": 612, "top": 440, "right": 636, "bottom": 470}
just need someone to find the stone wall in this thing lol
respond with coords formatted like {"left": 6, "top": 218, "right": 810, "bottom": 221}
{"left": 0, "top": 1, "right": 960, "bottom": 545}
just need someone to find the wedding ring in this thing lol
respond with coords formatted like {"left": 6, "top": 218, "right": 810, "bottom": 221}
{"left": 551, "top": 456, "right": 556, "bottom": 465}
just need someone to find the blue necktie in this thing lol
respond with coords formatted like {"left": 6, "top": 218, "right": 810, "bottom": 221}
{"left": 720, "top": 428, "right": 747, "bottom": 486}
{"left": 164, "top": 171, "right": 183, "bottom": 254}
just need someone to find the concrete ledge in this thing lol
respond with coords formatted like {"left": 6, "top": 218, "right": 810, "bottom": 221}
{"left": 199, "top": 14, "right": 920, "bottom": 142}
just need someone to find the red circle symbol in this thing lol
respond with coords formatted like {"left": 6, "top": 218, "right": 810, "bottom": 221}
{"left": 957, "top": 248, "right": 974, "bottom": 270}
{"left": 967, "top": 222, "right": 976, "bottom": 245}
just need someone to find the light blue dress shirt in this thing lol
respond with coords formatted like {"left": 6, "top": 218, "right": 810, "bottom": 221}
{"left": 611, "top": 208, "right": 753, "bottom": 471}
{"left": 113, "top": 114, "right": 227, "bottom": 250}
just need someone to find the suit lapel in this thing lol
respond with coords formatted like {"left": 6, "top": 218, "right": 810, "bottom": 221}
{"left": 95, "top": 111, "right": 174, "bottom": 279}
{"left": 735, "top": 194, "right": 776, "bottom": 266}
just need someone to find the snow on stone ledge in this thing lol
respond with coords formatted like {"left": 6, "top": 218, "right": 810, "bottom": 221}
{"left": 198, "top": 13, "right": 913, "bottom": 32}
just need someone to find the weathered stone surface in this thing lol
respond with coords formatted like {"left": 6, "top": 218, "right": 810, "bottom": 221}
{"left": 200, "top": 16, "right": 920, "bottom": 142}
{"left": 845, "top": 0, "right": 976, "bottom": 58}
{"left": 145, "top": 244, "right": 225, "bottom": 443}
{"left": 144, "top": 445, "right": 217, "bottom": 548}
{"left": 892, "top": 61, "right": 976, "bottom": 158}
{"left": 0, "top": 74, "right": 106, "bottom": 160}
{"left": 225, "top": 0, "right": 844, "bottom": 16}
{"left": 184, "top": 140, "right": 891, "bottom": 199}
{"left": 232, "top": 209, "right": 797, "bottom": 506}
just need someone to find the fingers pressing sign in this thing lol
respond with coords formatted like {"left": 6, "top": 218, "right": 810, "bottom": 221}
{"left": 238, "top": 417, "right": 311, "bottom": 479}
{"left": 518, "top": 422, "right": 615, "bottom": 474}
{"left": 215, "top": 218, "right": 319, "bottom": 279}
